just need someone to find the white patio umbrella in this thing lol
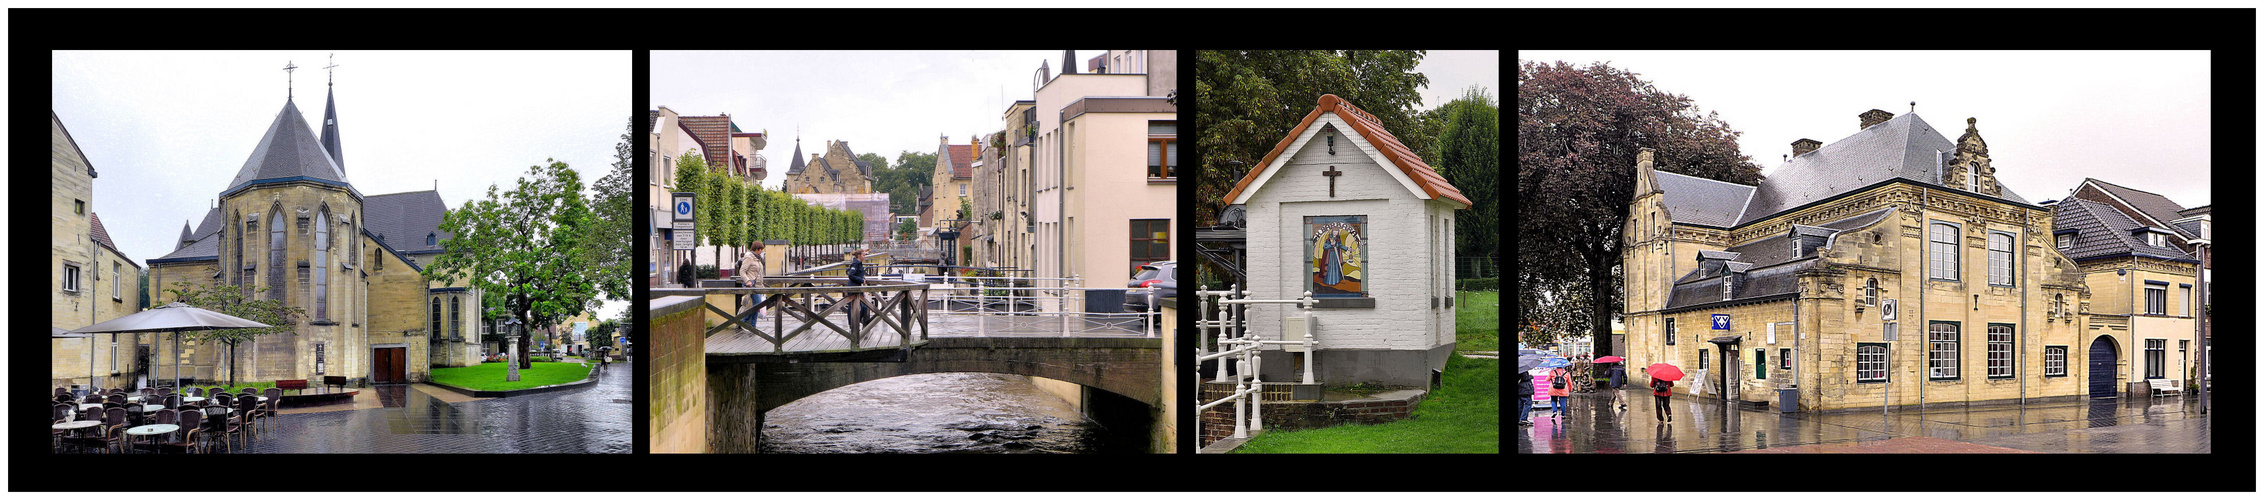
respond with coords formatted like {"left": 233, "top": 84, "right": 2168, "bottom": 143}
{"left": 70, "top": 302, "right": 271, "bottom": 392}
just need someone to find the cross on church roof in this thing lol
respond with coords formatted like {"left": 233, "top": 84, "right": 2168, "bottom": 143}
{"left": 283, "top": 60, "right": 298, "bottom": 99}
{"left": 325, "top": 53, "right": 338, "bottom": 86}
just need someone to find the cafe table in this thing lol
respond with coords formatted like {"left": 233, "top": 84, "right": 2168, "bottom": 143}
{"left": 124, "top": 424, "right": 178, "bottom": 454}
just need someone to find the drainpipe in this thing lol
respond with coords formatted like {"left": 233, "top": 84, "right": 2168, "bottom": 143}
{"left": 2196, "top": 241, "right": 2207, "bottom": 414}
{"left": 1917, "top": 191, "right": 1926, "bottom": 410}
{"left": 2019, "top": 214, "right": 2028, "bottom": 408}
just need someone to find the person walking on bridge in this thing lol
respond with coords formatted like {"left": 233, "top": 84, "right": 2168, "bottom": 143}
{"left": 738, "top": 242, "right": 768, "bottom": 320}
{"left": 846, "top": 247, "right": 872, "bottom": 326}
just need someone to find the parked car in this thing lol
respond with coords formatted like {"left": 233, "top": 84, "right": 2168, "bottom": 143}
{"left": 1125, "top": 261, "right": 1177, "bottom": 312}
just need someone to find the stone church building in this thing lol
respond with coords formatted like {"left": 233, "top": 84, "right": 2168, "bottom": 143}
{"left": 1622, "top": 109, "right": 2095, "bottom": 411}
{"left": 143, "top": 81, "right": 483, "bottom": 387}
{"left": 781, "top": 139, "right": 876, "bottom": 195}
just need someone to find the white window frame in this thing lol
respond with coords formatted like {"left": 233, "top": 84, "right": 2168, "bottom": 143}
{"left": 1857, "top": 343, "right": 1888, "bottom": 382}
{"left": 1987, "top": 324, "right": 2015, "bottom": 378}
{"left": 63, "top": 262, "right": 82, "bottom": 292}
{"left": 2044, "top": 346, "right": 2068, "bottom": 377}
{"left": 111, "top": 262, "right": 122, "bottom": 300}
{"left": 2145, "top": 282, "right": 2168, "bottom": 315}
{"left": 1929, "top": 221, "right": 1960, "bottom": 281}
{"left": 1929, "top": 322, "right": 1960, "bottom": 380}
{"left": 1988, "top": 231, "right": 2015, "bottom": 287}
{"left": 2057, "top": 233, "right": 2072, "bottom": 250}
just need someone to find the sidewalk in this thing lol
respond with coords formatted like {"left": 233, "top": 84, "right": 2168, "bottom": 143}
{"left": 1516, "top": 386, "right": 2212, "bottom": 453}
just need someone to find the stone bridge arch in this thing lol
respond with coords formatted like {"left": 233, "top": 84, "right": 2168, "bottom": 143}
{"left": 733, "top": 336, "right": 1162, "bottom": 414}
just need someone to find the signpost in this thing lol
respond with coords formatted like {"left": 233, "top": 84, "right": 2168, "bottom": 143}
{"left": 672, "top": 192, "right": 697, "bottom": 251}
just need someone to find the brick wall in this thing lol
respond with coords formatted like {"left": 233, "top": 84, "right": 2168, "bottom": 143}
{"left": 648, "top": 296, "right": 707, "bottom": 453}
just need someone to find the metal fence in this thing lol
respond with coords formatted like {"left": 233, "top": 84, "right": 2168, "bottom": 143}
{"left": 1194, "top": 285, "right": 1318, "bottom": 443}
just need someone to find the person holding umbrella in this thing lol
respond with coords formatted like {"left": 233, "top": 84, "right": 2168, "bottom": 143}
{"left": 1648, "top": 362, "right": 1684, "bottom": 423}
{"left": 1595, "top": 356, "right": 1627, "bottom": 411}
{"left": 1516, "top": 370, "right": 1535, "bottom": 427}
{"left": 1546, "top": 365, "right": 1570, "bottom": 419}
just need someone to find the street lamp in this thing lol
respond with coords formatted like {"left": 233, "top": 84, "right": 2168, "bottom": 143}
{"left": 504, "top": 317, "right": 523, "bottom": 382}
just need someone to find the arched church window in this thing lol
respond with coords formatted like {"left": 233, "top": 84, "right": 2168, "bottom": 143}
{"left": 269, "top": 208, "right": 286, "bottom": 301}
{"left": 314, "top": 209, "right": 329, "bottom": 321}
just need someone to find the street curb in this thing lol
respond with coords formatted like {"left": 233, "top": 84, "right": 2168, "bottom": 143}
{"left": 426, "top": 364, "right": 608, "bottom": 398}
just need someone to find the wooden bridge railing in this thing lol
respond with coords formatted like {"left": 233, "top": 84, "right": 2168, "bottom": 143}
{"left": 650, "top": 277, "right": 929, "bottom": 354}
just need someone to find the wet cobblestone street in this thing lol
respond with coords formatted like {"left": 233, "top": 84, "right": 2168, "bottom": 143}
{"left": 227, "top": 361, "right": 632, "bottom": 454}
{"left": 1516, "top": 387, "right": 2212, "bottom": 454}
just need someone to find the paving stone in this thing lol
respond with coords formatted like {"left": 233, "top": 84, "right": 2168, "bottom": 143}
{"left": 206, "top": 361, "right": 632, "bottom": 454}
{"left": 1516, "top": 386, "right": 2213, "bottom": 454}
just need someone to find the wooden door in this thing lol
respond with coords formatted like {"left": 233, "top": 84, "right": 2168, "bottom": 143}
{"left": 2088, "top": 336, "right": 2118, "bottom": 398}
{"left": 374, "top": 347, "right": 407, "bottom": 384}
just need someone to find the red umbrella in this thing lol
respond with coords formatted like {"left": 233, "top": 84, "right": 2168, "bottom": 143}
{"left": 1648, "top": 363, "right": 1685, "bottom": 382}
{"left": 1594, "top": 356, "right": 1624, "bottom": 363}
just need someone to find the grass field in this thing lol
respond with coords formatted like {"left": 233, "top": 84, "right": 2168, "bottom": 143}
{"left": 1231, "top": 354, "right": 1500, "bottom": 454}
{"left": 428, "top": 361, "right": 593, "bottom": 392}
{"left": 1458, "top": 289, "right": 1500, "bottom": 352}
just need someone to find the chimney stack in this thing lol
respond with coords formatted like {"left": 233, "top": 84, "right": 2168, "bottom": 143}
{"left": 1791, "top": 138, "right": 1822, "bottom": 157}
{"left": 1860, "top": 109, "right": 1895, "bottom": 129}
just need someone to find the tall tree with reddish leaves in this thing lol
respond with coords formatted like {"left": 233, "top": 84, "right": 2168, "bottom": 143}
{"left": 1517, "top": 60, "right": 1761, "bottom": 357}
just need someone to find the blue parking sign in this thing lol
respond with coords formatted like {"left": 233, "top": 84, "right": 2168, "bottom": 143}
{"left": 1712, "top": 314, "right": 1730, "bottom": 330}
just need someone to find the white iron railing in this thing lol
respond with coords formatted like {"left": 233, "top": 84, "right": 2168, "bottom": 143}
{"left": 1194, "top": 284, "right": 1317, "bottom": 442}
{"left": 911, "top": 274, "right": 1160, "bottom": 338}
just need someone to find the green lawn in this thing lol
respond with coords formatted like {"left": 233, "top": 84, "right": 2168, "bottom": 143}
{"left": 428, "top": 361, "right": 593, "bottom": 392}
{"left": 1457, "top": 289, "right": 1500, "bottom": 352}
{"left": 1232, "top": 354, "right": 1500, "bottom": 453}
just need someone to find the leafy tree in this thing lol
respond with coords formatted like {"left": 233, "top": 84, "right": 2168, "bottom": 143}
{"left": 165, "top": 281, "right": 302, "bottom": 388}
{"left": 879, "top": 151, "right": 936, "bottom": 216}
{"left": 1195, "top": 50, "right": 1431, "bottom": 227}
{"left": 424, "top": 160, "right": 605, "bottom": 370}
{"left": 582, "top": 117, "right": 638, "bottom": 302}
{"left": 1428, "top": 85, "right": 1501, "bottom": 279}
{"left": 1517, "top": 60, "right": 1761, "bottom": 358}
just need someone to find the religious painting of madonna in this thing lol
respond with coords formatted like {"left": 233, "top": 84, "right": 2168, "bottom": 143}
{"left": 1304, "top": 215, "right": 1367, "bottom": 297}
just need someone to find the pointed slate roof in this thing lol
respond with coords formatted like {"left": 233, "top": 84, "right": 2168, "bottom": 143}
{"left": 1738, "top": 112, "right": 2028, "bottom": 226}
{"left": 224, "top": 99, "right": 349, "bottom": 195}
{"left": 1223, "top": 94, "right": 1471, "bottom": 208}
{"left": 320, "top": 86, "right": 344, "bottom": 171}
{"left": 786, "top": 139, "right": 807, "bottom": 175}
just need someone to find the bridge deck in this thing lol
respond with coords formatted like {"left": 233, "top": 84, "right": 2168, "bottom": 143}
{"left": 706, "top": 299, "right": 1152, "bottom": 359}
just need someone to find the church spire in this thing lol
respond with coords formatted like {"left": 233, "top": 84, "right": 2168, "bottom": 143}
{"left": 320, "top": 54, "right": 344, "bottom": 172}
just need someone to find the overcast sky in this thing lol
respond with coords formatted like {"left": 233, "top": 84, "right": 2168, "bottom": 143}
{"left": 652, "top": 50, "right": 1112, "bottom": 191}
{"left": 1413, "top": 50, "right": 1502, "bottom": 112}
{"left": 53, "top": 50, "right": 633, "bottom": 321}
{"left": 1519, "top": 51, "right": 2212, "bottom": 209}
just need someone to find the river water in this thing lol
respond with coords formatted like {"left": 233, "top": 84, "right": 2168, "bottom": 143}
{"left": 760, "top": 372, "right": 1122, "bottom": 454}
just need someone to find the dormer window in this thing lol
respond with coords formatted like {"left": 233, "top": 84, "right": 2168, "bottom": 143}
{"left": 1865, "top": 278, "right": 1880, "bottom": 306}
{"left": 1967, "top": 162, "right": 1979, "bottom": 192}
{"left": 1722, "top": 279, "right": 1733, "bottom": 301}
{"left": 1792, "top": 238, "right": 1802, "bottom": 256}
{"left": 427, "top": 232, "right": 437, "bottom": 246}
{"left": 2146, "top": 232, "right": 2166, "bottom": 248}
{"left": 2057, "top": 233, "right": 2072, "bottom": 250}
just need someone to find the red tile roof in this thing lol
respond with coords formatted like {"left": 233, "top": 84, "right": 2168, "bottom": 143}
{"left": 945, "top": 144, "right": 975, "bottom": 179}
{"left": 677, "top": 115, "right": 737, "bottom": 174}
{"left": 1222, "top": 94, "right": 1470, "bottom": 208}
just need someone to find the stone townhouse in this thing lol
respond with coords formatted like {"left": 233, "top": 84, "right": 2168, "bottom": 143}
{"left": 51, "top": 111, "right": 145, "bottom": 390}
{"left": 1622, "top": 109, "right": 2092, "bottom": 411}
{"left": 2050, "top": 180, "right": 2204, "bottom": 397}
{"left": 782, "top": 139, "right": 876, "bottom": 195}
{"left": 143, "top": 81, "right": 481, "bottom": 387}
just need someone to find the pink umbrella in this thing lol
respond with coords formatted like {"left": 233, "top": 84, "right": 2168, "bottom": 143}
{"left": 1594, "top": 356, "right": 1625, "bottom": 363}
{"left": 1648, "top": 363, "right": 1685, "bottom": 382}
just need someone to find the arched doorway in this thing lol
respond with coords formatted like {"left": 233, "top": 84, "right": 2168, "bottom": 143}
{"left": 2088, "top": 336, "right": 2119, "bottom": 399}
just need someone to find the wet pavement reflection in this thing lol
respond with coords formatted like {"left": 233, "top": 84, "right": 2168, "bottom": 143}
{"left": 1517, "top": 388, "right": 2211, "bottom": 454}
{"left": 230, "top": 361, "right": 632, "bottom": 454}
